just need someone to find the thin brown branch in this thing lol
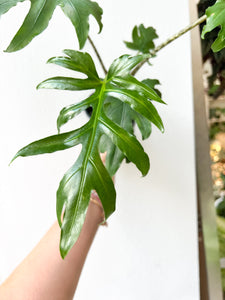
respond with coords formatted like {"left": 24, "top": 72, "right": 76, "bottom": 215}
{"left": 132, "top": 15, "right": 207, "bottom": 76}
{"left": 88, "top": 36, "right": 107, "bottom": 75}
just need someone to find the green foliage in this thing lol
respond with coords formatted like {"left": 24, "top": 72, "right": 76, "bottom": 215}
{"left": 202, "top": 0, "right": 225, "bottom": 52}
{"left": 124, "top": 24, "right": 158, "bottom": 54}
{"left": 198, "top": 0, "right": 225, "bottom": 98}
{"left": 0, "top": 0, "right": 103, "bottom": 51}
{"left": 101, "top": 79, "right": 162, "bottom": 175}
{"left": 11, "top": 50, "right": 164, "bottom": 258}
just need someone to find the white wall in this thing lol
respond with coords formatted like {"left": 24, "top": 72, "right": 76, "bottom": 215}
{"left": 0, "top": 0, "right": 199, "bottom": 299}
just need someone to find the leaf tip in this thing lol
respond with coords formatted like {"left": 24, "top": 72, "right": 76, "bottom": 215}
{"left": 9, "top": 154, "right": 18, "bottom": 166}
{"left": 141, "top": 158, "right": 150, "bottom": 177}
{"left": 60, "top": 246, "right": 67, "bottom": 259}
{"left": 36, "top": 82, "right": 43, "bottom": 90}
{"left": 160, "top": 125, "right": 165, "bottom": 133}
{"left": 47, "top": 57, "right": 54, "bottom": 64}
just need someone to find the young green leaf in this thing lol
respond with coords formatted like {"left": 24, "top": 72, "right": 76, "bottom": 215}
{"left": 12, "top": 51, "right": 164, "bottom": 258}
{"left": 124, "top": 24, "right": 158, "bottom": 53}
{"left": 2, "top": 0, "right": 103, "bottom": 52}
{"left": 202, "top": 0, "right": 225, "bottom": 52}
{"left": 48, "top": 50, "right": 100, "bottom": 80}
{"left": 107, "top": 54, "right": 150, "bottom": 79}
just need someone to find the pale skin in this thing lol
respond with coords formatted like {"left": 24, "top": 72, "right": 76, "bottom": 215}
{"left": 0, "top": 198, "right": 104, "bottom": 300}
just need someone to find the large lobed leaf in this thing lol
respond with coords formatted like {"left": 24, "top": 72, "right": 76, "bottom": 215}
{"left": 12, "top": 50, "right": 165, "bottom": 258}
{"left": 0, "top": 0, "right": 103, "bottom": 52}
{"left": 202, "top": 0, "right": 225, "bottom": 52}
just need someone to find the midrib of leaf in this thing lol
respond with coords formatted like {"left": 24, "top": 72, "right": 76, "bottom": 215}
{"left": 66, "top": 83, "right": 105, "bottom": 238}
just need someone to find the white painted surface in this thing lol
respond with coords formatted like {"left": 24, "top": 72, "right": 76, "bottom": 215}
{"left": 0, "top": 0, "right": 199, "bottom": 299}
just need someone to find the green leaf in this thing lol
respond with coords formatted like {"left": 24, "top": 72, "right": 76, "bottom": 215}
{"left": 133, "top": 112, "right": 152, "bottom": 140}
{"left": 142, "top": 78, "right": 162, "bottom": 98}
{"left": 202, "top": 0, "right": 225, "bottom": 52}
{"left": 38, "top": 50, "right": 101, "bottom": 91}
{"left": 37, "top": 77, "right": 101, "bottom": 91}
{"left": 101, "top": 95, "right": 153, "bottom": 175}
{"left": 107, "top": 54, "right": 150, "bottom": 79}
{"left": 105, "top": 86, "right": 164, "bottom": 132}
{"left": 59, "top": 0, "right": 103, "bottom": 49}
{"left": 13, "top": 51, "right": 164, "bottom": 258}
{"left": 58, "top": 148, "right": 115, "bottom": 257}
{"left": 6, "top": 0, "right": 58, "bottom": 52}
{"left": 112, "top": 75, "right": 165, "bottom": 103}
{"left": 48, "top": 50, "right": 99, "bottom": 80}
{"left": 57, "top": 93, "right": 98, "bottom": 132}
{"left": 10, "top": 124, "right": 91, "bottom": 163}
{"left": 3, "top": 0, "right": 103, "bottom": 52}
{"left": 124, "top": 24, "right": 158, "bottom": 53}
{"left": 0, "top": 0, "right": 25, "bottom": 16}
{"left": 99, "top": 114, "right": 150, "bottom": 176}
{"left": 101, "top": 97, "right": 134, "bottom": 175}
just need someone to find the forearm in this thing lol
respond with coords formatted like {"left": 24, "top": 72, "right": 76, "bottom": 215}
{"left": 0, "top": 201, "right": 103, "bottom": 300}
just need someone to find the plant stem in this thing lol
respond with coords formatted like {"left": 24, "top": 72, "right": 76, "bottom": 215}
{"left": 132, "top": 14, "right": 207, "bottom": 76}
{"left": 88, "top": 36, "right": 107, "bottom": 75}
{"left": 155, "top": 14, "right": 207, "bottom": 52}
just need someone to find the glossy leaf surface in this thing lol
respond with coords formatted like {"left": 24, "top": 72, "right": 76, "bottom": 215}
{"left": 100, "top": 97, "right": 134, "bottom": 175}
{"left": 124, "top": 24, "right": 158, "bottom": 53}
{"left": 1, "top": 0, "right": 103, "bottom": 52}
{"left": 101, "top": 78, "right": 161, "bottom": 174}
{"left": 202, "top": 0, "right": 225, "bottom": 51}
{"left": 13, "top": 50, "right": 164, "bottom": 258}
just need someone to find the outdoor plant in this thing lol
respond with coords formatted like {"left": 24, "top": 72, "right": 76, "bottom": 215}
{"left": 0, "top": 0, "right": 225, "bottom": 259}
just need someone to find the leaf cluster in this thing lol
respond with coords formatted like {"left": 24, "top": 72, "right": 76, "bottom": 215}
{"left": 11, "top": 50, "right": 164, "bottom": 257}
